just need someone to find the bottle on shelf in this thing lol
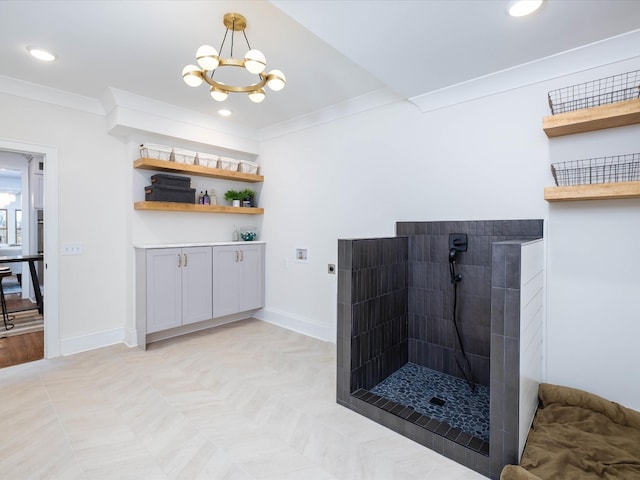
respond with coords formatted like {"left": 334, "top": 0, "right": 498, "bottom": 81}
{"left": 210, "top": 189, "right": 217, "bottom": 205}
{"left": 198, "top": 191, "right": 204, "bottom": 204}
{"left": 232, "top": 226, "right": 239, "bottom": 242}
{"left": 203, "top": 190, "right": 210, "bottom": 205}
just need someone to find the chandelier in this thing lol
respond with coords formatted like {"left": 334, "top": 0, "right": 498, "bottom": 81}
{"left": 182, "top": 12, "right": 286, "bottom": 103}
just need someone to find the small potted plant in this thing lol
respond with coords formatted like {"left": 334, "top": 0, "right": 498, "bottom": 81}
{"left": 224, "top": 190, "right": 243, "bottom": 207}
{"left": 239, "top": 189, "right": 255, "bottom": 207}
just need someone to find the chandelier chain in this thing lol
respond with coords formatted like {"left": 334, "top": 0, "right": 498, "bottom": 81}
{"left": 230, "top": 17, "right": 235, "bottom": 57}
{"left": 242, "top": 30, "right": 252, "bottom": 51}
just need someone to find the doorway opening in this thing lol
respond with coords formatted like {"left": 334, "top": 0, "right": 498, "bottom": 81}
{"left": 0, "top": 138, "right": 59, "bottom": 364}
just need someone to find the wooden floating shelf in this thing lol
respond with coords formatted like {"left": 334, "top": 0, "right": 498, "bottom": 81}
{"left": 543, "top": 98, "right": 640, "bottom": 137}
{"left": 544, "top": 181, "right": 640, "bottom": 202}
{"left": 134, "top": 202, "right": 264, "bottom": 214}
{"left": 134, "top": 157, "right": 263, "bottom": 183}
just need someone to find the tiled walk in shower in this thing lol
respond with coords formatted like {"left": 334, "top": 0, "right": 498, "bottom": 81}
{"left": 337, "top": 220, "right": 543, "bottom": 479}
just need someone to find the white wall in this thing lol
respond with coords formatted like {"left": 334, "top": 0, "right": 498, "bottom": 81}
{"left": 0, "top": 94, "right": 130, "bottom": 348}
{"left": 259, "top": 56, "right": 640, "bottom": 410}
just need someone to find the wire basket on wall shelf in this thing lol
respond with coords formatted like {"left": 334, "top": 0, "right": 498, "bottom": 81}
{"left": 547, "top": 70, "right": 640, "bottom": 115}
{"left": 551, "top": 153, "right": 640, "bottom": 187}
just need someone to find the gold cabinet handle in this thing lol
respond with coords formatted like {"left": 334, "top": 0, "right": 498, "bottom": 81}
{"left": 235, "top": 250, "right": 239, "bottom": 262}
{"left": 239, "top": 250, "right": 244, "bottom": 262}
{"left": 184, "top": 253, "right": 188, "bottom": 267}
{"left": 178, "top": 254, "right": 182, "bottom": 267}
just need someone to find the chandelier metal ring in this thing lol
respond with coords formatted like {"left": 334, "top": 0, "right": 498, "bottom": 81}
{"left": 200, "top": 58, "right": 268, "bottom": 93}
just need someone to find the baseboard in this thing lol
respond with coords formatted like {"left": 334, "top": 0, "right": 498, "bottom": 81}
{"left": 60, "top": 327, "right": 125, "bottom": 356}
{"left": 124, "top": 327, "right": 138, "bottom": 348}
{"left": 60, "top": 309, "right": 335, "bottom": 355}
{"left": 254, "top": 308, "right": 335, "bottom": 343}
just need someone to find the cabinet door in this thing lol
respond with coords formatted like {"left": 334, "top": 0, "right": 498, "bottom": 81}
{"left": 146, "top": 248, "right": 182, "bottom": 333}
{"left": 212, "top": 245, "right": 240, "bottom": 318}
{"left": 238, "top": 244, "right": 264, "bottom": 312}
{"left": 181, "top": 246, "right": 213, "bottom": 325}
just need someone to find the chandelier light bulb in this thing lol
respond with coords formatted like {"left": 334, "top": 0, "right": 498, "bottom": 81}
{"left": 182, "top": 65, "right": 203, "bottom": 87}
{"left": 196, "top": 45, "right": 220, "bottom": 70}
{"left": 244, "top": 49, "right": 266, "bottom": 74}
{"left": 248, "top": 88, "right": 266, "bottom": 103}
{"left": 266, "top": 70, "right": 286, "bottom": 91}
{"left": 210, "top": 86, "right": 229, "bottom": 102}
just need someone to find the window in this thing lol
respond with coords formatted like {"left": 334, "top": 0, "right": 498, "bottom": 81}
{"left": 0, "top": 210, "right": 6, "bottom": 244}
{"left": 15, "top": 210, "right": 21, "bottom": 245}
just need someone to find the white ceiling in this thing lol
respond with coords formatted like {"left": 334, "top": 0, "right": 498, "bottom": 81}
{"left": 1, "top": 0, "right": 640, "bottom": 131}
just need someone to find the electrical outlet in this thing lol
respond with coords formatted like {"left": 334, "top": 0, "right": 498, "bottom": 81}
{"left": 62, "top": 243, "right": 83, "bottom": 255}
{"left": 295, "top": 247, "right": 309, "bottom": 263}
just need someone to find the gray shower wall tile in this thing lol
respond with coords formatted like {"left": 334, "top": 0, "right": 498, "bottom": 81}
{"left": 491, "top": 244, "right": 506, "bottom": 289}
{"left": 337, "top": 268, "right": 352, "bottom": 305}
{"left": 469, "top": 234, "right": 491, "bottom": 266}
{"left": 504, "top": 289, "right": 521, "bottom": 338}
{"left": 490, "top": 287, "right": 505, "bottom": 335}
{"left": 338, "top": 239, "right": 352, "bottom": 270}
{"left": 505, "top": 245, "right": 522, "bottom": 289}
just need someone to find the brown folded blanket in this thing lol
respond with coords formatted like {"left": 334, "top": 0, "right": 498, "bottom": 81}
{"left": 501, "top": 383, "right": 640, "bottom": 480}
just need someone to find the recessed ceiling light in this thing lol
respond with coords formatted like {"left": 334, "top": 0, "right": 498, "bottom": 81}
{"left": 27, "top": 46, "right": 56, "bottom": 62}
{"left": 508, "top": 0, "right": 543, "bottom": 17}
{"left": 218, "top": 109, "right": 232, "bottom": 117}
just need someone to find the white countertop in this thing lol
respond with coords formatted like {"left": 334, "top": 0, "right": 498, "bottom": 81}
{"left": 134, "top": 241, "right": 265, "bottom": 249}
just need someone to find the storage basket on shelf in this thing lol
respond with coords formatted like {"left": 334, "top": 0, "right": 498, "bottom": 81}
{"left": 547, "top": 70, "right": 640, "bottom": 115}
{"left": 217, "top": 157, "right": 240, "bottom": 171}
{"left": 145, "top": 184, "right": 196, "bottom": 203}
{"left": 140, "top": 143, "right": 173, "bottom": 161}
{"left": 172, "top": 148, "right": 197, "bottom": 165}
{"left": 197, "top": 153, "right": 219, "bottom": 168}
{"left": 150, "top": 173, "right": 191, "bottom": 188}
{"left": 146, "top": 173, "right": 194, "bottom": 203}
{"left": 238, "top": 160, "right": 259, "bottom": 174}
{"left": 551, "top": 153, "right": 640, "bottom": 187}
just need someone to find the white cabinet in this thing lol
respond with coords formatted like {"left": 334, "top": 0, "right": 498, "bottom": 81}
{"left": 145, "top": 246, "right": 212, "bottom": 333}
{"left": 135, "top": 242, "right": 265, "bottom": 348}
{"left": 212, "top": 244, "right": 264, "bottom": 318}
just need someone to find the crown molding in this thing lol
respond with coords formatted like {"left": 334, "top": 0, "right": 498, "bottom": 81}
{"left": 0, "top": 74, "right": 104, "bottom": 115}
{"left": 409, "top": 29, "right": 640, "bottom": 113}
{"left": 258, "top": 87, "right": 404, "bottom": 141}
{"left": 102, "top": 88, "right": 260, "bottom": 156}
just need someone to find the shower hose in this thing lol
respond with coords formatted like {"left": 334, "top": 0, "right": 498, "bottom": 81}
{"left": 450, "top": 260, "right": 477, "bottom": 393}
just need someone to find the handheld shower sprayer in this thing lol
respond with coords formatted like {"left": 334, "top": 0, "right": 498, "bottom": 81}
{"left": 448, "top": 234, "right": 467, "bottom": 283}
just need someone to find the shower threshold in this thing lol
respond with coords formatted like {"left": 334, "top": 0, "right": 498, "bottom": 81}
{"left": 352, "top": 363, "right": 490, "bottom": 455}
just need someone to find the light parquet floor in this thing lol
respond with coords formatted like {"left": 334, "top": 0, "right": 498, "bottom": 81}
{"left": 0, "top": 318, "right": 488, "bottom": 479}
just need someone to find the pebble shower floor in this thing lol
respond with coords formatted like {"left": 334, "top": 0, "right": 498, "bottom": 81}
{"left": 370, "top": 362, "right": 490, "bottom": 442}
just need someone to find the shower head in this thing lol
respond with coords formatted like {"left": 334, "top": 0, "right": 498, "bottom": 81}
{"left": 449, "top": 248, "right": 457, "bottom": 263}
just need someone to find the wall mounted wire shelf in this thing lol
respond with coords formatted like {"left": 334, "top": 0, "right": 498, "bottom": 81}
{"left": 547, "top": 70, "right": 640, "bottom": 115}
{"left": 551, "top": 153, "right": 640, "bottom": 187}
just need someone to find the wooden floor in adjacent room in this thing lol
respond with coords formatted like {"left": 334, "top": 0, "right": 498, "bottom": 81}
{"left": 0, "top": 330, "right": 44, "bottom": 368}
{"left": 0, "top": 293, "right": 44, "bottom": 368}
